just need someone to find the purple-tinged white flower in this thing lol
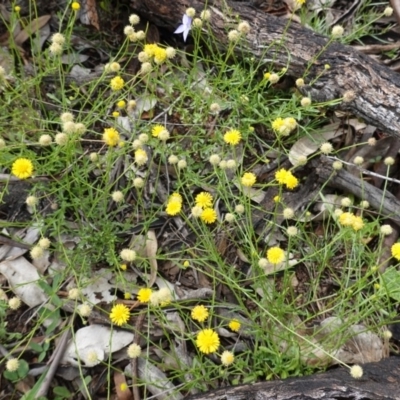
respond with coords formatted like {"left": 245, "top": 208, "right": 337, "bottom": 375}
{"left": 174, "top": 14, "right": 192, "bottom": 42}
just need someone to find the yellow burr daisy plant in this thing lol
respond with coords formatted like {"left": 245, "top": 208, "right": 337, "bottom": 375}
{"left": 195, "top": 328, "right": 220, "bottom": 354}
{"left": 11, "top": 158, "right": 34, "bottom": 179}
{"left": 109, "top": 304, "right": 130, "bottom": 326}
{"left": 191, "top": 305, "right": 209, "bottom": 322}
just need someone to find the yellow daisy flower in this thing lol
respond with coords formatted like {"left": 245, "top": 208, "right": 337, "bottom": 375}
{"left": 110, "top": 76, "right": 125, "bottom": 91}
{"left": 109, "top": 304, "right": 130, "bottom": 326}
{"left": 339, "top": 212, "right": 355, "bottom": 227}
{"left": 166, "top": 199, "right": 182, "bottom": 216}
{"left": 228, "top": 319, "right": 241, "bottom": 332}
{"left": 11, "top": 158, "right": 34, "bottom": 179}
{"left": 195, "top": 192, "right": 213, "bottom": 208}
{"left": 241, "top": 172, "right": 256, "bottom": 187}
{"left": 191, "top": 305, "right": 209, "bottom": 322}
{"left": 284, "top": 173, "right": 299, "bottom": 189}
{"left": 137, "top": 288, "right": 152, "bottom": 303}
{"left": 224, "top": 129, "right": 242, "bottom": 145}
{"left": 266, "top": 247, "right": 285, "bottom": 264}
{"left": 103, "top": 127, "right": 120, "bottom": 147}
{"left": 195, "top": 329, "right": 220, "bottom": 354}
{"left": 201, "top": 208, "right": 217, "bottom": 224}
{"left": 151, "top": 124, "right": 166, "bottom": 137}
{"left": 391, "top": 243, "right": 400, "bottom": 260}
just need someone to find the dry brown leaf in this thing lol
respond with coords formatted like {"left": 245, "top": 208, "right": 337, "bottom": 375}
{"left": 289, "top": 122, "right": 342, "bottom": 165}
{"left": 79, "top": 0, "right": 100, "bottom": 30}
{"left": 114, "top": 371, "right": 133, "bottom": 400}
{"left": 146, "top": 230, "right": 158, "bottom": 287}
{"left": 14, "top": 15, "right": 51, "bottom": 46}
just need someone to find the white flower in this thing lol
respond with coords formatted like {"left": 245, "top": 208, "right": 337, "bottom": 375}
{"left": 384, "top": 7, "right": 393, "bottom": 17}
{"left": 228, "top": 30, "right": 240, "bottom": 42}
{"left": 350, "top": 365, "right": 363, "bottom": 379}
{"left": 39, "top": 134, "right": 52, "bottom": 146}
{"left": 30, "top": 246, "right": 43, "bottom": 259}
{"left": 6, "top": 358, "right": 19, "bottom": 372}
{"left": 185, "top": 7, "right": 196, "bottom": 17}
{"left": 237, "top": 21, "right": 250, "bottom": 34}
{"left": 112, "top": 191, "right": 124, "bottom": 203}
{"left": 129, "top": 14, "right": 140, "bottom": 25}
{"left": 133, "top": 177, "right": 144, "bottom": 188}
{"left": 209, "top": 154, "right": 221, "bottom": 165}
{"left": 38, "top": 238, "right": 51, "bottom": 249}
{"left": 168, "top": 155, "right": 179, "bottom": 164}
{"left": 78, "top": 303, "right": 92, "bottom": 317}
{"left": 26, "top": 196, "right": 38, "bottom": 207}
{"left": 174, "top": 14, "right": 192, "bottom": 42}
{"left": 127, "top": 343, "right": 141, "bottom": 358}
{"left": 120, "top": 249, "right": 136, "bottom": 262}
{"left": 8, "top": 297, "right": 21, "bottom": 310}
{"left": 331, "top": 25, "right": 344, "bottom": 38}
{"left": 353, "top": 156, "right": 364, "bottom": 165}
{"left": 320, "top": 142, "right": 333, "bottom": 154}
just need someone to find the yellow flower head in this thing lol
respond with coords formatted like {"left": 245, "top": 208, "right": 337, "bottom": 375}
{"left": 195, "top": 192, "right": 213, "bottom": 208}
{"left": 143, "top": 44, "right": 158, "bottom": 58}
{"left": 137, "top": 288, "right": 152, "bottom": 303}
{"left": 224, "top": 129, "right": 241, "bottom": 145}
{"left": 352, "top": 216, "right": 364, "bottom": 231}
{"left": 195, "top": 328, "right": 220, "bottom": 354}
{"left": 116, "top": 100, "right": 126, "bottom": 109}
{"left": 228, "top": 319, "right": 241, "bottom": 332}
{"left": 284, "top": 173, "right": 299, "bottom": 189}
{"left": 275, "top": 168, "right": 288, "bottom": 184}
{"left": 241, "top": 172, "right": 256, "bottom": 187}
{"left": 338, "top": 212, "right": 355, "bottom": 227}
{"left": 191, "top": 305, "right": 209, "bottom": 322}
{"left": 109, "top": 304, "right": 130, "bottom": 326}
{"left": 12, "top": 158, "right": 34, "bottom": 179}
{"left": 154, "top": 47, "right": 167, "bottom": 64}
{"left": 166, "top": 199, "right": 182, "bottom": 216}
{"left": 71, "top": 2, "right": 80, "bottom": 11}
{"left": 266, "top": 247, "right": 285, "bottom": 264}
{"left": 120, "top": 383, "right": 128, "bottom": 392}
{"left": 152, "top": 124, "right": 166, "bottom": 137}
{"left": 391, "top": 243, "right": 400, "bottom": 260}
{"left": 272, "top": 117, "right": 285, "bottom": 132}
{"left": 110, "top": 76, "right": 125, "bottom": 91}
{"left": 103, "top": 127, "right": 120, "bottom": 147}
{"left": 275, "top": 169, "right": 298, "bottom": 189}
{"left": 201, "top": 208, "right": 217, "bottom": 224}
{"left": 221, "top": 350, "right": 235, "bottom": 366}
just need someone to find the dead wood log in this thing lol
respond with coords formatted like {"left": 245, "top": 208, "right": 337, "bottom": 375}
{"left": 312, "top": 156, "right": 400, "bottom": 223}
{"left": 130, "top": 0, "right": 400, "bottom": 138}
{"left": 183, "top": 356, "right": 400, "bottom": 400}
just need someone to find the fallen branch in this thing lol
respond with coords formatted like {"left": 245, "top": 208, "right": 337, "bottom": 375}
{"left": 183, "top": 356, "right": 400, "bottom": 400}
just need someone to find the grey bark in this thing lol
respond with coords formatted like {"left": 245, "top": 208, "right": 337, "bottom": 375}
{"left": 183, "top": 356, "right": 400, "bottom": 399}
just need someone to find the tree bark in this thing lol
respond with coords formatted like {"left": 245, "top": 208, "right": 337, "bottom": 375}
{"left": 183, "top": 356, "right": 400, "bottom": 400}
{"left": 130, "top": 0, "right": 400, "bottom": 138}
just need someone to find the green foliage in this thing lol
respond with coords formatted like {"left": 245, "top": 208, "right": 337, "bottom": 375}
{"left": 0, "top": 1, "right": 398, "bottom": 398}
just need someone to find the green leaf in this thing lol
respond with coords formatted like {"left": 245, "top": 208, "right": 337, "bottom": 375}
{"left": 53, "top": 386, "right": 72, "bottom": 398}
{"left": 29, "top": 342, "right": 43, "bottom": 353}
{"left": 382, "top": 268, "right": 400, "bottom": 301}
